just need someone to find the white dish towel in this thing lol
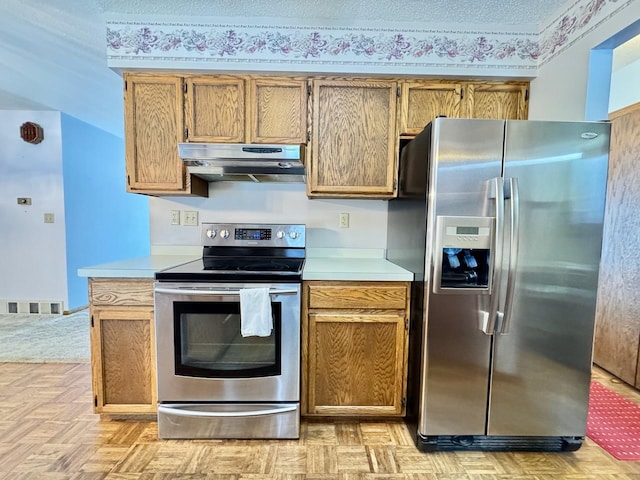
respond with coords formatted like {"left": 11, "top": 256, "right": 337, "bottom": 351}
{"left": 239, "top": 287, "right": 273, "bottom": 337}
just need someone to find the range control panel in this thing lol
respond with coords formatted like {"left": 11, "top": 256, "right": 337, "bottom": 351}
{"left": 201, "top": 223, "right": 305, "bottom": 248}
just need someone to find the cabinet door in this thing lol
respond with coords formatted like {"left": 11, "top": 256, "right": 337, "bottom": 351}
{"left": 125, "top": 74, "right": 205, "bottom": 195}
{"left": 90, "top": 308, "right": 156, "bottom": 414}
{"left": 185, "top": 76, "right": 245, "bottom": 142}
{"left": 593, "top": 103, "right": 640, "bottom": 388}
{"left": 307, "top": 312, "right": 407, "bottom": 416}
{"left": 309, "top": 79, "right": 398, "bottom": 198}
{"left": 248, "top": 77, "right": 308, "bottom": 144}
{"left": 399, "top": 81, "right": 462, "bottom": 135}
{"left": 463, "top": 82, "right": 529, "bottom": 119}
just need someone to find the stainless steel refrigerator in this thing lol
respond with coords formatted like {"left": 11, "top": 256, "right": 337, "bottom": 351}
{"left": 387, "top": 118, "right": 610, "bottom": 452}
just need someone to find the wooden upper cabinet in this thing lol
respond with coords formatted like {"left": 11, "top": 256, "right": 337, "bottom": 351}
{"left": 463, "top": 82, "right": 529, "bottom": 119}
{"left": 184, "top": 75, "right": 308, "bottom": 144}
{"left": 309, "top": 79, "right": 398, "bottom": 198}
{"left": 124, "top": 74, "right": 207, "bottom": 196}
{"left": 248, "top": 77, "right": 308, "bottom": 144}
{"left": 123, "top": 72, "right": 528, "bottom": 199}
{"left": 185, "top": 76, "right": 245, "bottom": 142}
{"left": 399, "top": 81, "right": 463, "bottom": 135}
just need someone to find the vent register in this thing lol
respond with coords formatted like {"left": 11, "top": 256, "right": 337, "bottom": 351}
{"left": 0, "top": 300, "right": 63, "bottom": 315}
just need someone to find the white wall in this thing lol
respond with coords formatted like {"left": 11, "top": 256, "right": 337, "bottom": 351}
{"left": 609, "top": 58, "right": 640, "bottom": 113}
{"left": 150, "top": 182, "right": 388, "bottom": 249}
{"left": 528, "top": 3, "right": 640, "bottom": 120}
{"left": 0, "top": 110, "right": 68, "bottom": 307}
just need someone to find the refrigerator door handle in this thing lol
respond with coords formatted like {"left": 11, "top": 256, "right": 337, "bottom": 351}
{"left": 481, "top": 176, "right": 504, "bottom": 335}
{"left": 499, "top": 177, "right": 520, "bottom": 335}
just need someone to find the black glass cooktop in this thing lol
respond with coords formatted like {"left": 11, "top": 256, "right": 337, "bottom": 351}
{"left": 155, "top": 256, "right": 304, "bottom": 282}
{"left": 202, "top": 257, "right": 304, "bottom": 272}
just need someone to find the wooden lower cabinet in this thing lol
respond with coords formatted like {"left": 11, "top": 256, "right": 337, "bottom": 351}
{"left": 593, "top": 102, "right": 640, "bottom": 390}
{"left": 302, "top": 281, "right": 410, "bottom": 416}
{"left": 89, "top": 279, "right": 156, "bottom": 414}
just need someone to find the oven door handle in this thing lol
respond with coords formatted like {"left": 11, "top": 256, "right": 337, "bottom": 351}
{"left": 158, "top": 404, "right": 298, "bottom": 418}
{"left": 154, "top": 287, "right": 299, "bottom": 296}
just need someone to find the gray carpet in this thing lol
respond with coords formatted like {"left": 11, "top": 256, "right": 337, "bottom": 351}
{"left": 0, "top": 310, "right": 90, "bottom": 363}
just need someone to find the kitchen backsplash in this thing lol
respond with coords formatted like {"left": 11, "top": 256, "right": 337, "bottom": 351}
{"left": 150, "top": 181, "right": 388, "bottom": 249}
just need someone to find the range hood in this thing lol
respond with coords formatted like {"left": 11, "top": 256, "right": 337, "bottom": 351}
{"left": 179, "top": 143, "right": 306, "bottom": 183}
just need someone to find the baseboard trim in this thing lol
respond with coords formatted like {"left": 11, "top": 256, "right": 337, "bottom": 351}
{"left": 64, "top": 305, "right": 89, "bottom": 315}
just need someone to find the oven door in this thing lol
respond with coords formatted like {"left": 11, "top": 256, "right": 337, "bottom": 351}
{"left": 154, "top": 282, "right": 300, "bottom": 403}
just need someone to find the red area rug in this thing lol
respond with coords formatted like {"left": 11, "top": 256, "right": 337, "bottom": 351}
{"left": 587, "top": 381, "right": 640, "bottom": 460}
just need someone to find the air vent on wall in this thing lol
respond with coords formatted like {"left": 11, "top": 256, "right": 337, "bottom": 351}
{"left": 0, "top": 300, "right": 63, "bottom": 315}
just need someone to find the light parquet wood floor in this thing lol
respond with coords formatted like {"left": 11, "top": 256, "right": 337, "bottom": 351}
{"left": 0, "top": 362, "right": 639, "bottom": 479}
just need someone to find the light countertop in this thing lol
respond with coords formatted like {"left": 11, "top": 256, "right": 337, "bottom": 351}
{"left": 78, "top": 247, "right": 413, "bottom": 282}
{"left": 77, "top": 255, "right": 200, "bottom": 279}
{"left": 302, "top": 248, "right": 413, "bottom": 281}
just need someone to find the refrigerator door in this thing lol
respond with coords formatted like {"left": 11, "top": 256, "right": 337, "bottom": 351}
{"left": 489, "top": 121, "right": 610, "bottom": 436}
{"left": 419, "top": 118, "right": 505, "bottom": 436}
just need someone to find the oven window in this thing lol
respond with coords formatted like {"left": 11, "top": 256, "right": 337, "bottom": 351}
{"left": 173, "top": 302, "right": 282, "bottom": 378}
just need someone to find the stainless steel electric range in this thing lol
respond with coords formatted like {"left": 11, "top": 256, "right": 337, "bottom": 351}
{"left": 154, "top": 222, "right": 305, "bottom": 439}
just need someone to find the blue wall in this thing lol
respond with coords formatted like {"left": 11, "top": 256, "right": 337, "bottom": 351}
{"left": 61, "top": 114, "right": 150, "bottom": 309}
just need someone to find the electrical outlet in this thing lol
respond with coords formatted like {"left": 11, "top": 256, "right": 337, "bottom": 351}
{"left": 339, "top": 212, "right": 350, "bottom": 228}
{"left": 170, "top": 210, "right": 180, "bottom": 225}
{"left": 44, "top": 213, "right": 55, "bottom": 223}
{"left": 184, "top": 210, "right": 199, "bottom": 226}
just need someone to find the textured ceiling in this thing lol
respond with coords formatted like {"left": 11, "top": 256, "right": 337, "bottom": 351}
{"left": 98, "top": 0, "right": 568, "bottom": 26}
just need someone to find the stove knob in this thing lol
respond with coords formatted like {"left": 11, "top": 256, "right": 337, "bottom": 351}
{"left": 220, "top": 229, "right": 230, "bottom": 239}
{"left": 206, "top": 229, "right": 217, "bottom": 238}
{"left": 276, "top": 230, "right": 285, "bottom": 239}
{"left": 289, "top": 231, "right": 298, "bottom": 239}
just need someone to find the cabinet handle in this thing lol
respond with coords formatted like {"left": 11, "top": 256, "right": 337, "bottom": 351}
{"left": 159, "top": 404, "right": 297, "bottom": 418}
{"left": 154, "top": 287, "right": 298, "bottom": 296}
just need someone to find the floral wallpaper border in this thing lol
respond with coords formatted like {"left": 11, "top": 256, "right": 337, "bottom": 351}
{"left": 539, "top": 0, "right": 631, "bottom": 65}
{"left": 106, "top": 0, "right": 630, "bottom": 74}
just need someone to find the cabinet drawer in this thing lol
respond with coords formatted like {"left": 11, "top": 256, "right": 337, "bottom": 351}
{"left": 90, "top": 279, "right": 154, "bottom": 307}
{"left": 307, "top": 282, "right": 408, "bottom": 309}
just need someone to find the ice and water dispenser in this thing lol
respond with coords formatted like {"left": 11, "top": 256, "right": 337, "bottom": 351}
{"left": 433, "top": 216, "right": 494, "bottom": 294}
